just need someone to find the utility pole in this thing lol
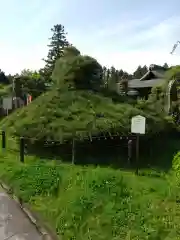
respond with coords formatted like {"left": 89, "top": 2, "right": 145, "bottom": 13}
{"left": 13, "top": 76, "right": 18, "bottom": 109}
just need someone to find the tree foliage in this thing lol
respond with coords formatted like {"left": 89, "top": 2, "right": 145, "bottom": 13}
{"left": 101, "top": 66, "right": 131, "bottom": 94}
{"left": 0, "top": 69, "right": 10, "bottom": 84}
{"left": 14, "top": 70, "right": 47, "bottom": 99}
{"left": 163, "top": 62, "right": 169, "bottom": 69}
{"left": 172, "top": 152, "right": 180, "bottom": 186}
{"left": 41, "top": 24, "right": 70, "bottom": 82}
{"left": 165, "top": 65, "right": 180, "bottom": 81}
{"left": 165, "top": 67, "right": 180, "bottom": 123}
{"left": 52, "top": 47, "right": 103, "bottom": 90}
{"left": 133, "top": 65, "right": 148, "bottom": 79}
{"left": 63, "top": 46, "right": 80, "bottom": 57}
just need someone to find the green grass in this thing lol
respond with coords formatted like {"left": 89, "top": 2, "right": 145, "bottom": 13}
{"left": 0, "top": 147, "right": 179, "bottom": 239}
{"left": 1, "top": 88, "right": 173, "bottom": 142}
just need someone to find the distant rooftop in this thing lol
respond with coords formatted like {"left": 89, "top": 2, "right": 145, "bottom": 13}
{"left": 129, "top": 64, "right": 167, "bottom": 89}
{"left": 128, "top": 78, "right": 165, "bottom": 89}
{"left": 149, "top": 64, "right": 168, "bottom": 71}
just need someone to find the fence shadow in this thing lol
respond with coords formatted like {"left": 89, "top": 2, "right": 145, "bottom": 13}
{"left": 22, "top": 134, "right": 180, "bottom": 172}
{"left": 1, "top": 130, "right": 179, "bottom": 171}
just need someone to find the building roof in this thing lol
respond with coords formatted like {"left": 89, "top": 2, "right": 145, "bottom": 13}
{"left": 129, "top": 64, "right": 168, "bottom": 89}
{"left": 149, "top": 64, "right": 167, "bottom": 71}
{"left": 128, "top": 78, "right": 165, "bottom": 89}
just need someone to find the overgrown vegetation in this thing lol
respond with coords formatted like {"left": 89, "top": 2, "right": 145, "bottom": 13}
{"left": 0, "top": 84, "right": 11, "bottom": 97}
{"left": 0, "top": 149, "right": 179, "bottom": 240}
{"left": 172, "top": 151, "right": 180, "bottom": 185}
{"left": 1, "top": 88, "right": 174, "bottom": 142}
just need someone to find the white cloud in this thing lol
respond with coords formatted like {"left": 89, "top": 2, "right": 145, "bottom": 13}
{"left": 96, "top": 17, "right": 151, "bottom": 37}
{"left": 81, "top": 15, "right": 180, "bottom": 73}
{"left": 129, "top": 15, "right": 180, "bottom": 49}
{"left": 0, "top": 43, "right": 46, "bottom": 75}
{"left": 93, "top": 50, "right": 180, "bottom": 73}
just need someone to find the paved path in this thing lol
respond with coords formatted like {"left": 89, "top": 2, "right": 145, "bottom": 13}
{"left": 0, "top": 188, "right": 42, "bottom": 240}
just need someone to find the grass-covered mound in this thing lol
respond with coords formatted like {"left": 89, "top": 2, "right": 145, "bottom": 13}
{"left": 1, "top": 87, "right": 173, "bottom": 141}
{"left": 0, "top": 150, "right": 179, "bottom": 240}
{"left": 1, "top": 47, "right": 175, "bottom": 141}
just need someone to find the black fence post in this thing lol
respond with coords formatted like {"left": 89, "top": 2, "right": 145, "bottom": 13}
{"left": 2, "top": 131, "right": 6, "bottom": 149}
{"left": 20, "top": 137, "right": 25, "bottom": 163}
{"left": 72, "top": 138, "right": 75, "bottom": 164}
{"left": 128, "top": 139, "right": 132, "bottom": 166}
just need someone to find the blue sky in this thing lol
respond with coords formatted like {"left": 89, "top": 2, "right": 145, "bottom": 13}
{"left": 1, "top": 0, "right": 180, "bottom": 74}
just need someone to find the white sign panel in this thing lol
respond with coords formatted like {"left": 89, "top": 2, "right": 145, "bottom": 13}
{"left": 3, "top": 97, "right": 12, "bottom": 110}
{"left": 131, "top": 115, "right": 146, "bottom": 134}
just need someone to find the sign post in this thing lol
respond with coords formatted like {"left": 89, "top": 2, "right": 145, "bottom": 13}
{"left": 3, "top": 97, "right": 13, "bottom": 115}
{"left": 128, "top": 139, "right": 132, "bottom": 165}
{"left": 135, "top": 134, "right": 140, "bottom": 175}
{"left": 131, "top": 115, "right": 146, "bottom": 175}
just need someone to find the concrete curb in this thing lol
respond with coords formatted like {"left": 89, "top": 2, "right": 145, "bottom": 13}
{"left": 0, "top": 181, "right": 59, "bottom": 240}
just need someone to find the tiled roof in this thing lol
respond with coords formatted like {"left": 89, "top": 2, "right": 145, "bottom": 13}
{"left": 129, "top": 64, "right": 167, "bottom": 88}
{"left": 140, "top": 70, "right": 166, "bottom": 81}
{"left": 128, "top": 78, "right": 165, "bottom": 88}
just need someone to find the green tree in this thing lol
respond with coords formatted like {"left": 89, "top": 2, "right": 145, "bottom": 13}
{"left": 163, "top": 63, "right": 169, "bottom": 69}
{"left": 41, "top": 24, "right": 70, "bottom": 82}
{"left": 165, "top": 65, "right": 180, "bottom": 80}
{"left": 164, "top": 66, "right": 180, "bottom": 120}
{"left": 133, "top": 65, "right": 141, "bottom": 78}
{"left": 133, "top": 65, "right": 147, "bottom": 79}
{"left": 142, "top": 65, "right": 148, "bottom": 75}
{"left": 0, "top": 69, "right": 10, "bottom": 84}
{"left": 21, "top": 69, "right": 34, "bottom": 76}
{"left": 52, "top": 46, "right": 103, "bottom": 90}
{"left": 14, "top": 70, "right": 47, "bottom": 99}
{"left": 102, "top": 66, "right": 108, "bottom": 88}
{"left": 6, "top": 74, "right": 14, "bottom": 84}
{"left": 118, "top": 69, "right": 124, "bottom": 79}
{"left": 108, "top": 66, "right": 117, "bottom": 92}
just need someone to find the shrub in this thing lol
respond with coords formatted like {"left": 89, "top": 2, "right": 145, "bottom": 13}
{"left": 172, "top": 152, "right": 180, "bottom": 186}
{"left": 52, "top": 48, "right": 103, "bottom": 90}
{"left": 1, "top": 87, "right": 174, "bottom": 142}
